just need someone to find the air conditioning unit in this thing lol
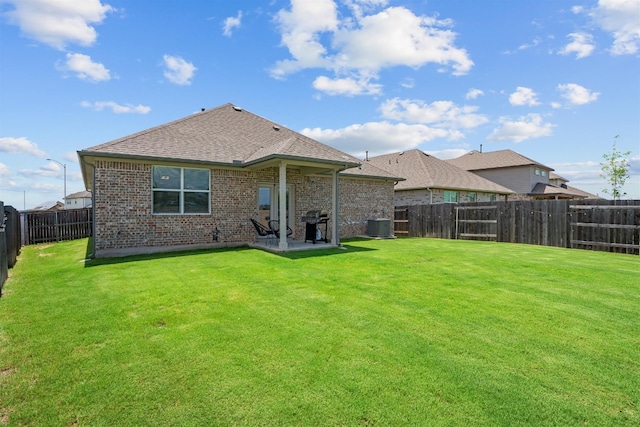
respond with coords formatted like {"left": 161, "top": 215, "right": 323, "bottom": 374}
{"left": 367, "top": 218, "right": 391, "bottom": 238}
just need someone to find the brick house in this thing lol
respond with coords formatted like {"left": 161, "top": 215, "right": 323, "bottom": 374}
{"left": 78, "top": 103, "right": 398, "bottom": 258}
{"left": 365, "top": 149, "right": 513, "bottom": 206}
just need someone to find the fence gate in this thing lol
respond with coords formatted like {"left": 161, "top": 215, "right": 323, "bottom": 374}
{"left": 455, "top": 205, "right": 498, "bottom": 241}
{"left": 570, "top": 204, "right": 640, "bottom": 255}
{"left": 394, "top": 208, "right": 409, "bottom": 237}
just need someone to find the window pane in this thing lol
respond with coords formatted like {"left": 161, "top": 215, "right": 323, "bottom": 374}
{"left": 451, "top": 191, "right": 458, "bottom": 203}
{"left": 153, "top": 191, "right": 180, "bottom": 213}
{"left": 153, "top": 166, "right": 181, "bottom": 189}
{"left": 184, "top": 168, "right": 210, "bottom": 190}
{"left": 184, "top": 192, "right": 209, "bottom": 213}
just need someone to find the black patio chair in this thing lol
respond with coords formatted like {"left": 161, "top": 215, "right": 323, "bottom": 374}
{"left": 268, "top": 219, "right": 293, "bottom": 245}
{"left": 249, "top": 218, "right": 276, "bottom": 246}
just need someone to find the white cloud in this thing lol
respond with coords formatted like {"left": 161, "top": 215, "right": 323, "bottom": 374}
{"left": 64, "top": 152, "right": 79, "bottom": 163}
{"left": 19, "top": 162, "right": 60, "bottom": 178}
{"left": 301, "top": 121, "right": 454, "bottom": 158}
{"left": 517, "top": 37, "right": 542, "bottom": 51}
{"left": 58, "top": 53, "right": 111, "bottom": 82}
{"left": 466, "top": 88, "right": 484, "bottom": 100}
{"left": 400, "top": 78, "right": 415, "bottom": 89}
{"left": 558, "top": 32, "right": 595, "bottom": 58}
{"left": 81, "top": 101, "right": 151, "bottom": 114}
{"left": 0, "top": 136, "right": 46, "bottom": 157}
{"left": 0, "top": 163, "right": 12, "bottom": 177}
{"left": 509, "top": 87, "right": 540, "bottom": 106}
{"left": 271, "top": 2, "right": 473, "bottom": 94}
{"left": 312, "top": 75, "right": 382, "bottom": 96}
{"left": 424, "top": 148, "right": 470, "bottom": 160}
{"left": 589, "top": 0, "right": 640, "bottom": 55}
{"left": 3, "top": 0, "right": 114, "bottom": 50}
{"left": 379, "top": 98, "right": 488, "bottom": 129}
{"left": 270, "top": 0, "right": 338, "bottom": 77}
{"left": 222, "top": 11, "right": 242, "bottom": 37}
{"left": 557, "top": 83, "right": 600, "bottom": 105}
{"left": 487, "top": 114, "right": 555, "bottom": 143}
{"left": 162, "top": 55, "right": 197, "bottom": 85}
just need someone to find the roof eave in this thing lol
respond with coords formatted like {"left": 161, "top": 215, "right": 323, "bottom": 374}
{"left": 242, "top": 154, "right": 360, "bottom": 172}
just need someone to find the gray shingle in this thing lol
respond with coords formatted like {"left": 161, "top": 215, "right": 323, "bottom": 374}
{"left": 366, "top": 149, "right": 513, "bottom": 193}
{"left": 446, "top": 149, "right": 553, "bottom": 171}
{"left": 80, "top": 103, "right": 360, "bottom": 167}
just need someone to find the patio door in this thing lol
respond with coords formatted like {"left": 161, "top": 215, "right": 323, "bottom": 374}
{"left": 257, "top": 183, "right": 294, "bottom": 230}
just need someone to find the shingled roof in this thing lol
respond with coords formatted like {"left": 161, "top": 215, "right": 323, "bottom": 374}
{"left": 365, "top": 149, "right": 513, "bottom": 194}
{"left": 446, "top": 149, "right": 553, "bottom": 171}
{"left": 79, "top": 103, "right": 360, "bottom": 168}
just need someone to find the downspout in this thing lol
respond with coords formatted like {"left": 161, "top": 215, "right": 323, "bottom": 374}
{"left": 427, "top": 187, "right": 433, "bottom": 204}
{"left": 332, "top": 169, "right": 339, "bottom": 245}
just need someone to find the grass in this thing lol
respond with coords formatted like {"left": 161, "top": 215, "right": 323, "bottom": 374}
{"left": 0, "top": 238, "right": 638, "bottom": 426}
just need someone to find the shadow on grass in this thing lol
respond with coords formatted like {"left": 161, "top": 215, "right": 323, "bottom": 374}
{"left": 83, "top": 238, "right": 376, "bottom": 267}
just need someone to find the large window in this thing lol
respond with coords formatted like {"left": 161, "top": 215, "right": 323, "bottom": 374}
{"left": 444, "top": 190, "right": 458, "bottom": 203}
{"left": 152, "top": 166, "right": 210, "bottom": 214}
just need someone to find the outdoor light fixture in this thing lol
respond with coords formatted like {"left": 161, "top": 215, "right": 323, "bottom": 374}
{"left": 47, "top": 158, "right": 66, "bottom": 208}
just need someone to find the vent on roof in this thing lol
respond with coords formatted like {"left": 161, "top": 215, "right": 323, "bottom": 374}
{"left": 201, "top": 108, "right": 205, "bottom": 112}
{"left": 232, "top": 105, "right": 242, "bottom": 112}
{"left": 273, "top": 125, "right": 280, "bottom": 131}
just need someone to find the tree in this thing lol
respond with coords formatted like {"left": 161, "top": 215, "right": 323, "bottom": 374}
{"left": 600, "top": 135, "right": 631, "bottom": 200}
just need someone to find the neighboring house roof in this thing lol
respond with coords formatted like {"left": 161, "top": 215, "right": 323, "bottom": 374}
{"left": 30, "top": 201, "right": 64, "bottom": 211}
{"left": 548, "top": 172, "right": 568, "bottom": 182}
{"left": 65, "top": 190, "right": 92, "bottom": 199}
{"left": 548, "top": 172, "right": 600, "bottom": 198}
{"left": 530, "top": 183, "right": 589, "bottom": 198}
{"left": 79, "top": 103, "right": 364, "bottom": 186}
{"left": 341, "top": 161, "right": 404, "bottom": 181}
{"left": 365, "top": 149, "right": 513, "bottom": 194}
{"left": 446, "top": 149, "right": 553, "bottom": 171}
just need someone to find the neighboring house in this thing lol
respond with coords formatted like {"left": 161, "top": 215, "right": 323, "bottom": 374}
{"left": 548, "top": 172, "right": 600, "bottom": 199}
{"left": 446, "top": 149, "right": 595, "bottom": 200}
{"left": 30, "top": 201, "right": 64, "bottom": 211}
{"left": 78, "top": 103, "right": 398, "bottom": 257}
{"left": 365, "top": 149, "right": 513, "bottom": 206}
{"left": 64, "top": 190, "right": 92, "bottom": 209}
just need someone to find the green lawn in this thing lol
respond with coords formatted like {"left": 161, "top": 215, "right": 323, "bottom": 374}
{"left": 0, "top": 238, "right": 638, "bottom": 426}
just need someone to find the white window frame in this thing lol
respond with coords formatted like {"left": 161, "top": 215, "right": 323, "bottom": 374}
{"left": 152, "top": 166, "right": 210, "bottom": 215}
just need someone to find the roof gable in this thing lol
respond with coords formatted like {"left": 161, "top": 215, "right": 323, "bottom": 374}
{"left": 446, "top": 149, "right": 553, "bottom": 171}
{"left": 366, "top": 149, "right": 513, "bottom": 194}
{"left": 79, "top": 103, "right": 359, "bottom": 167}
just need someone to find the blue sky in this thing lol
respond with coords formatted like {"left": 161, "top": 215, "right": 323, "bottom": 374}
{"left": 1, "top": 0, "right": 639, "bottom": 209}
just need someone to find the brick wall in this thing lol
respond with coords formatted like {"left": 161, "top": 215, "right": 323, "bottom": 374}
{"left": 394, "top": 188, "right": 500, "bottom": 205}
{"left": 92, "top": 160, "right": 393, "bottom": 255}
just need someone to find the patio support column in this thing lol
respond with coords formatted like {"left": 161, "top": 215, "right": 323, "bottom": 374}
{"left": 331, "top": 168, "right": 339, "bottom": 245}
{"left": 278, "top": 161, "right": 288, "bottom": 250}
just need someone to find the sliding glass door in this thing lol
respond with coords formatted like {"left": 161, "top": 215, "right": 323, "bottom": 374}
{"left": 257, "top": 183, "right": 293, "bottom": 230}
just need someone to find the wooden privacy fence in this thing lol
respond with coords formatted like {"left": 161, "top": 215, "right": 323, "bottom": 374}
{"left": 21, "top": 207, "right": 93, "bottom": 245}
{"left": 395, "top": 199, "right": 640, "bottom": 255}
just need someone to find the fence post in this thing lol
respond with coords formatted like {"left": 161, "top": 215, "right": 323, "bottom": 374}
{"left": 0, "top": 201, "right": 7, "bottom": 295}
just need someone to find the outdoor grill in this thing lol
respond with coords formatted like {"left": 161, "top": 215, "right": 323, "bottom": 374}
{"left": 304, "top": 209, "right": 329, "bottom": 244}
